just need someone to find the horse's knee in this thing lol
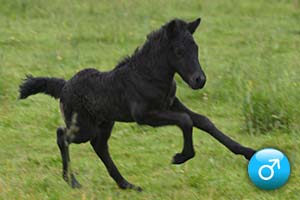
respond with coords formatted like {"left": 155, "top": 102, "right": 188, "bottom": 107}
{"left": 179, "top": 113, "right": 193, "bottom": 131}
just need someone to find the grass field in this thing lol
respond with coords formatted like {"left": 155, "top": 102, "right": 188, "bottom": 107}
{"left": 0, "top": 0, "right": 299, "bottom": 199}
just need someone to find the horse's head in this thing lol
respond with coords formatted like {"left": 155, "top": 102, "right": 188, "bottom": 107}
{"left": 165, "top": 18, "right": 206, "bottom": 90}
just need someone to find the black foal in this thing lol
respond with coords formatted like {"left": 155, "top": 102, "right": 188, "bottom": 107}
{"left": 19, "top": 18, "right": 256, "bottom": 191}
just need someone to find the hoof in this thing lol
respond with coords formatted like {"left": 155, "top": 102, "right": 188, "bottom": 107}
{"left": 63, "top": 173, "right": 82, "bottom": 189}
{"left": 172, "top": 152, "right": 195, "bottom": 165}
{"left": 118, "top": 180, "right": 143, "bottom": 192}
{"left": 71, "top": 177, "right": 82, "bottom": 189}
{"left": 244, "top": 148, "right": 257, "bottom": 161}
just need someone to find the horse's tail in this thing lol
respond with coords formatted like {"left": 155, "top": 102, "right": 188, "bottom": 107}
{"left": 19, "top": 75, "right": 66, "bottom": 99}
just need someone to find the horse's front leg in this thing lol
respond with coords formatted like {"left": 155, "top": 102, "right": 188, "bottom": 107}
{"left": 171, "top": 97, "right": 256, "bottom": 160}
{"left": 131, "top": 104, "right": 195, "bottom": 164}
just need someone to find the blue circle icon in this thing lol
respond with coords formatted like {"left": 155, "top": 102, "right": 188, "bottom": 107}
{"left": 248, "top": 148, "right": 290, "bottom": 190}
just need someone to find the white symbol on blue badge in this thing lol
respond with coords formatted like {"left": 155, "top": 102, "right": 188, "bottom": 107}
{"left": 248, "top": 148, "right": 290, "bottom": 190}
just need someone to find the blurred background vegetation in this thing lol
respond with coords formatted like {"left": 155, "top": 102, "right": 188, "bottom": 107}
{"left": 0, "top": 0, "right": 299, "bottom": 199}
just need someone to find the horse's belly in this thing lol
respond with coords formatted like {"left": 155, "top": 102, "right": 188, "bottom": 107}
{"left": 92, "top": 95, "right": 134, "bottom": 122}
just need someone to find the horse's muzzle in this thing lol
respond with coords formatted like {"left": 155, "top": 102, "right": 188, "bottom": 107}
{"left": 189, "top": 72, "right": 206, "bottom": 89}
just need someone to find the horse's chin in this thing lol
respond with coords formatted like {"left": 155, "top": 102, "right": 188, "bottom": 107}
{"left": 189, "top": 83, "right": 205, "bottom": 90}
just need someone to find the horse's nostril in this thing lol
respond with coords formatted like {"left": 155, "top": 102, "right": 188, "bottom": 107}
{"left": 190, "top": 74, "right": 206, "bottom": 89}
{"left": 195, "top": 77, "right": 201, "bottom": 83}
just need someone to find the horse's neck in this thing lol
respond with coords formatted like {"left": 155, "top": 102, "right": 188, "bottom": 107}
{"left": 131, "top": 48, "right": 174, "bottom": 85}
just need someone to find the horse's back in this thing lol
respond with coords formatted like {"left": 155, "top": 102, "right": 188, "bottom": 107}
{"left": 60, "top": 68, "right": 132, "bottom": 125}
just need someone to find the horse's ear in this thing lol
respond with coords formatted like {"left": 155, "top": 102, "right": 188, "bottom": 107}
{"left": 187, "top": 18, "right": 201, "bottom": 34}
{"left": 166, "top": 20, "right": 177, "bottom": 39}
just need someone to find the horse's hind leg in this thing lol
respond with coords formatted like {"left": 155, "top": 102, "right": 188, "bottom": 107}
{"left": 90, "top": 121, "right": 142, "bottom": 192}
{"left": 56, "top": 127, "right": 81, "bottom": 188}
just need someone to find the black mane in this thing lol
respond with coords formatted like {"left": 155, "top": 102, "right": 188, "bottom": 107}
{"left": 115, "top": 19, "right": 187, "bottom": 70}
{"left": 115, "top": 56, "right": 131, "bottom": 69}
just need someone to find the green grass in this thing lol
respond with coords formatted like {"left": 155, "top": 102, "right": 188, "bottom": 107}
{"left": 0, "top": 0, "right": 299, "bottom": 199}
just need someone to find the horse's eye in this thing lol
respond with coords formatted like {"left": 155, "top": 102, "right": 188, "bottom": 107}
{"left": 175, "top": 48, "right": 184, "bottom": 57}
